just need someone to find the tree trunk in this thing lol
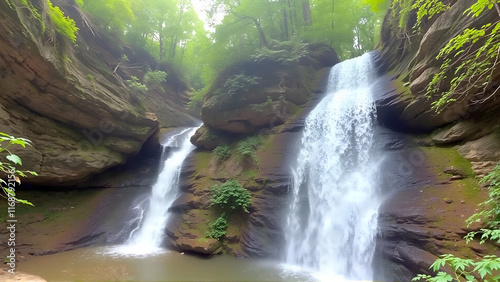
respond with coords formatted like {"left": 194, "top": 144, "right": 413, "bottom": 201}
{"left": 302, "top": 0, "right": 311, "bottom": 26}
{"left": 159, "top": 33, "right": 164, "bottom": 61}
{"left": 170, "top": 36, "right": 178, "bottom": 59}
{"left": 251, "top": 18, "right": 269, "bottom": 47}
{"left": 282, "top": 8, "right": 289, "bottom": 40}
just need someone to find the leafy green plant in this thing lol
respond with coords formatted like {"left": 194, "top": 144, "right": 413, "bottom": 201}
{"left": 47, "top": 0, "right": 79, "bottom": 44}
{"left": 412, "top": 0, "right": 450, "bottom": 32}
{"left": 425, "top": 1, "right": 500, "bottom": 112}
{"left": 215, "top": 74, "right": 260, "bottom": 97}
{"left": 144, "top": 70, "right": 167, "bottom": 92}
{"left": 210, "top": 179, "right": 252, "bottom": 213}
{"left": 0, "top": 133, "right": 37, "bottom": 206}
{"left": 250, "top": 96, "right": 274, "bottom": 113}
{"left": 187, "top": 86, "right": 207, "bottom": 110}
{"left": 413, "top": 254, "right": 500, "bottom": 281}
{"left": 237, "top": 136, "right": 261, "bottom": 169}
{"left": 466, "top": 163, "right": 500, "bottom": 241}
{"left": 213, "top": 144, "right": 231, "bottom": 160}
{"left": 389, "top": 0, "right": 449, "bottom": 34}
{"left": 126, "top": 76, "right": 148, "bottom": 96}
{"left": 206, "top": 213, "right": 228, "bottom": 240}
{"left": 206, "top": 179, "right": 252, "bottom": 240}
{"left": 251, "top": 39, "right": 308, "bottom": 65}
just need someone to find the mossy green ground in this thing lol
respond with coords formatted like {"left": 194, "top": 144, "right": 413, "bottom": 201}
{"left": 415, "top": 146, "right": 495, "bottom": 259}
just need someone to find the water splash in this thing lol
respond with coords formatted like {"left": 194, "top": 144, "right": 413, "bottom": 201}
{"left": 285, "top": 53, "right": 381, "bottom": 281}
{"left": 115, "top": 127, "right": 198, "bottom": 255}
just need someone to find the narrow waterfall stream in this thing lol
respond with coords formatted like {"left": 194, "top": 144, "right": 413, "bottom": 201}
{"left": 285, "top": 53, "right": 381, "bottom": 281}
{"left": 116, "top": 127, "right": 199, "bottom": 255}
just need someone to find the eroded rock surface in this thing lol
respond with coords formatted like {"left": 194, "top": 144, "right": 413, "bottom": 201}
{"left": 0, "top": 0, "right": 196, "bottom": 185}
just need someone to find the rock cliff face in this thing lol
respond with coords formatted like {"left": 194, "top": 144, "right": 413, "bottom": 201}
{"left": 374, "top": 0, "right": 500, "bottom": 279}
{"left": 0, "top": 0, "right": 196, "bottom": 185}
{"left": 168, "top": 46, "right": 338, "bottom": 256}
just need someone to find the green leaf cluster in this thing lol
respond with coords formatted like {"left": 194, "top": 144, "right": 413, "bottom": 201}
{"left": 210, "top": 179, "right": 252, "bottom": 214}
{"left": 236, "top": 136, "right": 261, "bottom": 169}
{"left": 47, "top": 0, "right": 79, "bottom": 43}
{"left": 206, "top": 179, "right": 252, "bottom": 240}
{"left": 213, "top": 144, "right": 231, "bottom": 160}
{"left": 424, "top": 1, "right": 500, "bottom": 112}
{"left": 0, "top": 133, "right": 37, "bottom": 206}
{"left": 215, "top": 74, "right": 261, "bottom": 98}
{"left": 413, "top": 254, "right": 500, "bottom": 281}
{"left": 205, "top": 213, "right": 229, "bottom": 240}
{"left": 126, "top": 76, "right": 148, "bottom": 96}
{"left": 251, "top": 39, "right": 308, "bottom": 66}
{"left": 412, "top": 0, "right": 450, "bottom": 32}
{"left": 250, "top": 96, "right": 274, "bottom": 113}
{"left": 466, "top": 163, "right": 500, "bottom": 236}
{"left": 144, "top": 70, "right": 167, "bottom": 92}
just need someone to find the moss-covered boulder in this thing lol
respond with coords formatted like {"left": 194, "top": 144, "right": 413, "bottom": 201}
{"left": 197, "top": 43, "right": 338, "bottom": 136}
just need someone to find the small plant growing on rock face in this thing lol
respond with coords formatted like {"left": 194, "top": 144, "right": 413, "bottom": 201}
{"left": 47, "top": 0, "right": 79, "bottom": 44}
{"left": 251, "top": 38, "right": 308, "bottom": 66}
{"left": 126, "top": 76, "right": 148, "bottom": 96}
{"left": 206, "top": 179, "right": 252, "bottom": 240}
{"left": 237, "top": 136, "right": 261, "bottom": 170}
{"left": 206, "top": 213, "right": 228, "bottom": 240}
{"left": 144, "top": 70, "right": 167, "bottom": 92}
{"left": 216, "top": 74, "right": 260, "bottom": 97}
{"left": 213, "top": 144, "right": 231, "bottom": 160}
{"left": 250, "top": 96, "right": 273, "bottom": 113}
{"left": 211, "top": 179, "right": 252, "bottom": 213}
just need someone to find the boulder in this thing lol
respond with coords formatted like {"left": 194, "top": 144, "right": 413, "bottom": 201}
{"left": 199, "top": 45, "right": 336, "bottom": 135}
{"left": 457, "top": 134, "right": 500, "bottom": 177}
{"left": 171, "top": 238, "right": 223, "bottom": 255}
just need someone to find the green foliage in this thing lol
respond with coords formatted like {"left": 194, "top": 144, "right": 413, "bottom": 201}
{"left": 250, "top": 96, "right": 274, "bottom": 113}
{"left": 210, "top": 179, "right": 252, "bottom": 214}
{"left": 216, "top": 74, "right": 261, "bottom": 98}
{"left": 213, "top": 144, "right": 231, "bottom": 160}
{"left": 47, "top": 0, "right": 79, "bottom": 44}
{"left": 389, "top": 0, "right": 449, "bottom": 32}
{"left": 236, "top": 136, "right": 261, "bottom": 169}
{"left": 466, "top": 163, "right": 500, "bottom": 233}
{"left": 426, "top": 1, "right": 500, "bottom": 112}
{"left": 412, "top": 0, "right": 450, "bottom": 31}
{"left": 144, "top": 70, "right": 167, "bottom": 92}
{"left": 187, "top": 86, "right": 207, "bottom": 110}
{"left": 251, "top": 39, "right": 308, "bottom": 66}
{"left": 207, "top": 179, "right": 252, "bottom": 240}
{"left": 126, "top": 76, "right": 148, "bottom": 96}
{"left": 302, "top": 0, "right": 382, "bottom": 59}
{"left": 390, "top": 0, "right": 414, "bottom": 30}
{"left": 413, "top": 254, "right": 500, "bottom": 281}
{"left": 206, "top": 213, "right": 228, "bottom": 240}
{"left": 0, "top": 133, "right": 37, "bottom": 206}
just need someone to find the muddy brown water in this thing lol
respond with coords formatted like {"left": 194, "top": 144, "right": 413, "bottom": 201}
{"left": 17, "top": 246, "right": 313, "bottom": 281}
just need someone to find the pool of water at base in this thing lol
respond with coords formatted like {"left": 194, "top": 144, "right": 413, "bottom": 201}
{"left": 17, "top": 246, "right": 318, "bottom": 281}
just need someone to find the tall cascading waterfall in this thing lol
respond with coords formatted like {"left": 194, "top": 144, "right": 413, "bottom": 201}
{"left": 118, "top": 127, "right": 198, "bottom": 254}
{"left": 285, "top": 53, "right": 381, "bottom": 281}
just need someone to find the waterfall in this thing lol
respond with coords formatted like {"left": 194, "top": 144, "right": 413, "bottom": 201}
{"left": 285, "top": 53, "right": 380, "bottom": 281}
{"left": 117, "top": 127, "right": 198, "bottom": 255}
